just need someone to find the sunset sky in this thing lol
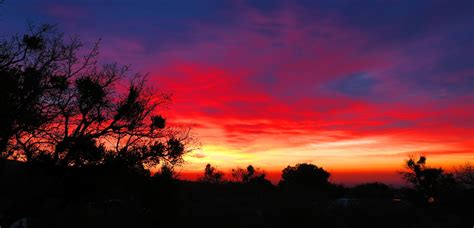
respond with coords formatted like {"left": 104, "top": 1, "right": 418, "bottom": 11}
{"left": 2, "top": 0, "right": 473, "bottom": 184}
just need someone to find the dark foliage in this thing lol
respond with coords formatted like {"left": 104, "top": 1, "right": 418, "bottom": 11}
{"left": 351, "top": 182, "right": 393, "bottom": 198}
{"left": 454, "top": 162, "right": 474, "bottom": 189}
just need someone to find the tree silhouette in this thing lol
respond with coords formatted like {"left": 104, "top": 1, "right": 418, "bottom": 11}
{"left": 400, "top": 155, "right": 455, "bottom": 202}
{"left": 0, "top": 24, "right": 193, "bottom": 173}
{"left": 199, "top": 163, "right": 224, "bottom": 183}
{"left": 0, "top": 24, "right": 64, "bottom": 157}
{"left": 279, "top": 163, "right": 330, "bottom": 189}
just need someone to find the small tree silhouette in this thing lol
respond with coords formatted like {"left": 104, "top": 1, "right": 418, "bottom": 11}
{"left": 199, "top": 163, "right": 224, "bottom": 184}
{"left": 231, "top": 165, "right": 266, "bottom": 183}
{"left": 400, "top": 155, "right": 455, "bottom": 202}
{"left": 279, "top": 163, "right": 330, "bottom": 189}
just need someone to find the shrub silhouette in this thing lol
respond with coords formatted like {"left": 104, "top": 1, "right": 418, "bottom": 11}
{"left": 199, "top": 163, "right": 224, "bottom": 183}
{"left": 231, "top": 165, "right": 266, "bottom": 183}
{"left": 153, "top": 164, "right": 177, "bottom": 182}
{"left": 454, "top": 162, "right": 474, "bottom": 189}
{"left": 279, "top": 163, "right": 330, "bottom": 189}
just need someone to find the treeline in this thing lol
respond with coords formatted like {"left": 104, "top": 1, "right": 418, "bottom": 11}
{"left": 197, "top": 158, "right": 474, "bottom": 203}
{"left": 1, "top": 156, "right": 473, "bottom": 227}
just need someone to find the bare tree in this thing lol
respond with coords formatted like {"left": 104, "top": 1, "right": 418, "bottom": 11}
{"left": 0, "top": 24, "right": 194, "bottom": 173}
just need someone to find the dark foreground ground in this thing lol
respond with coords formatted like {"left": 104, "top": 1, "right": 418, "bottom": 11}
{"left": 1, "top": 159, "right": 472, "bottom": 228}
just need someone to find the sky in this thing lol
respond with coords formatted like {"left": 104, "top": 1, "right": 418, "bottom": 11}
{"left": 2, "top": 0, "right": 473, "bottom": 185}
